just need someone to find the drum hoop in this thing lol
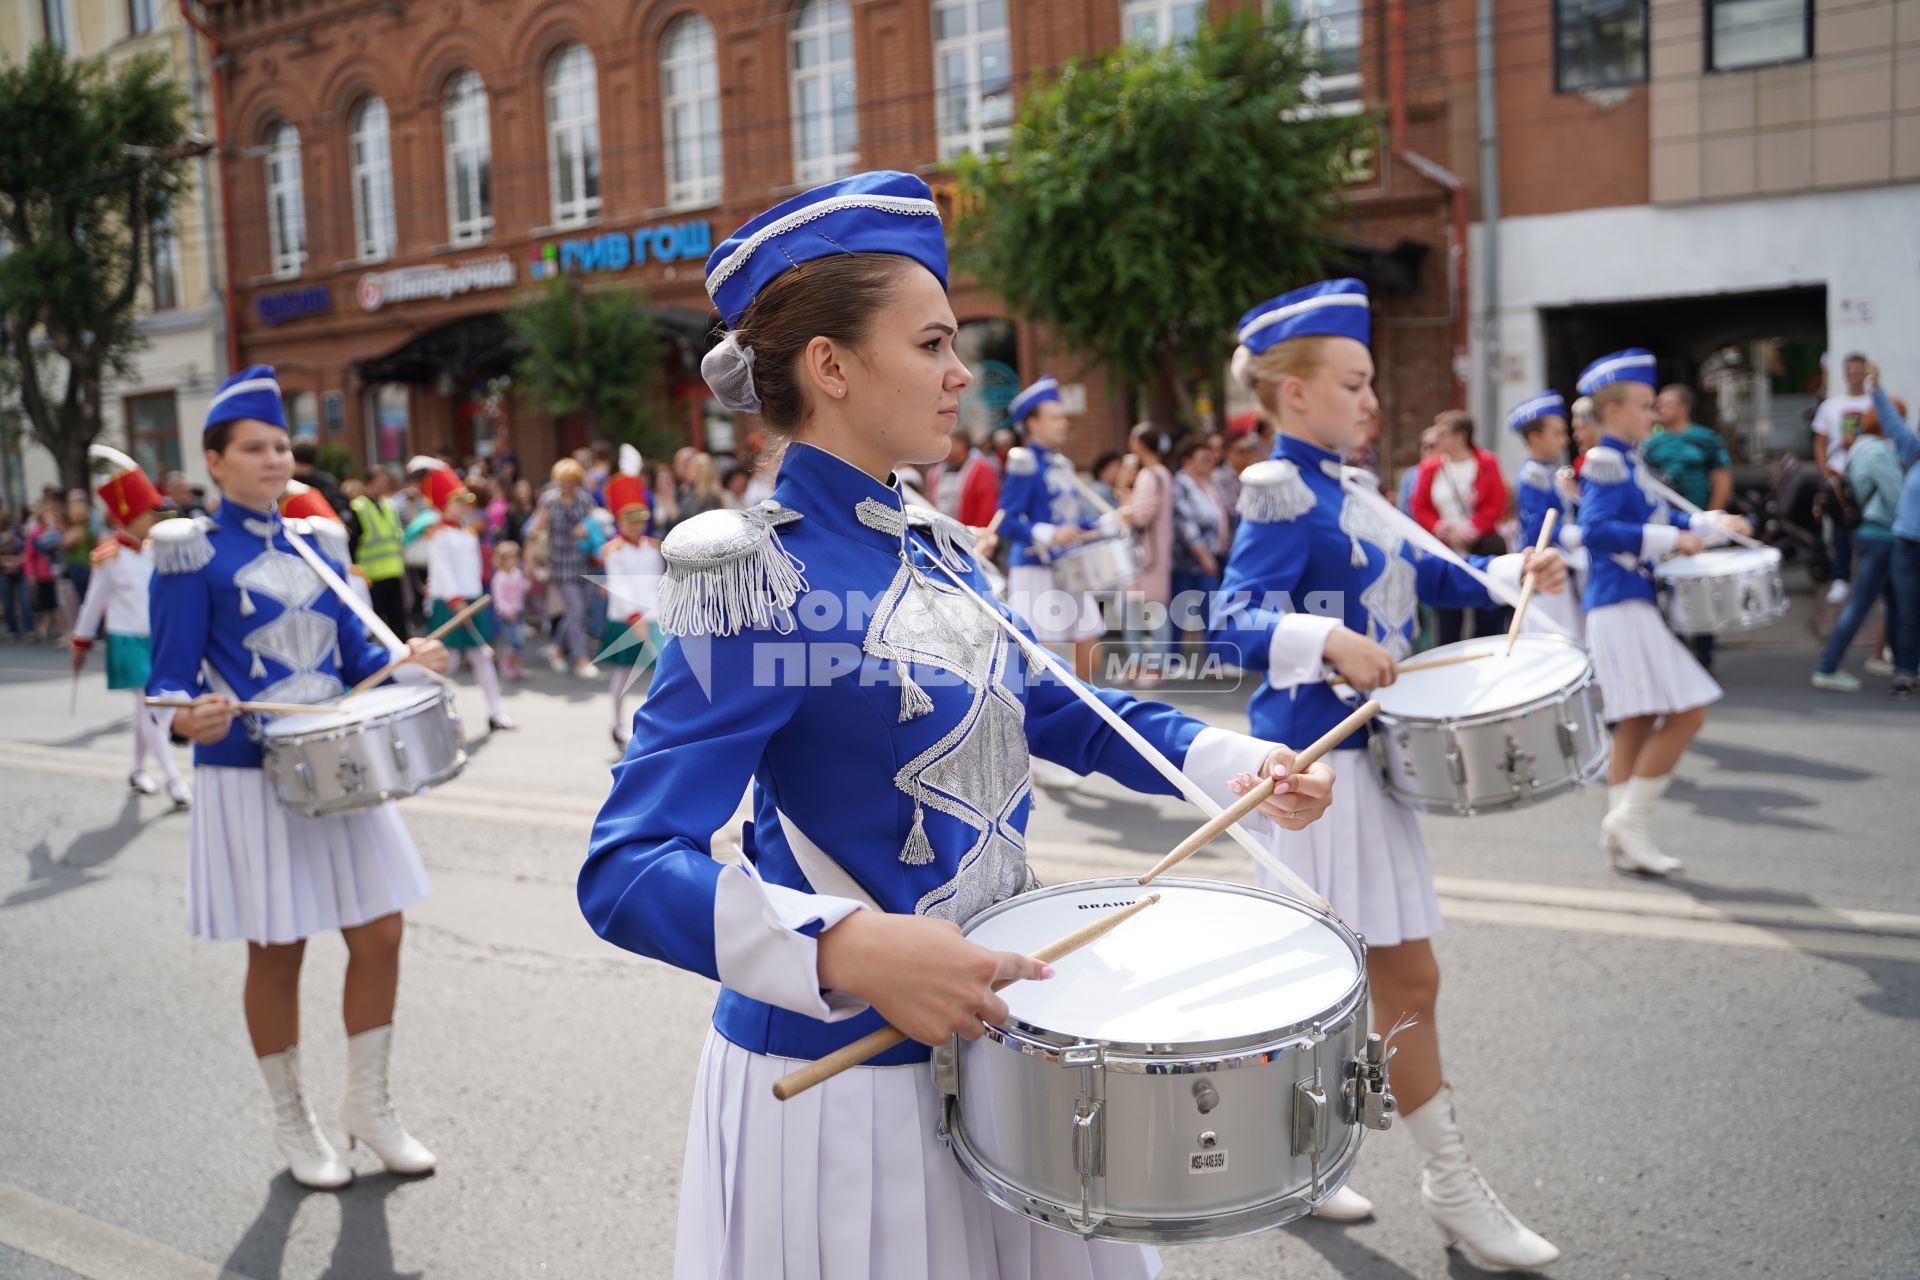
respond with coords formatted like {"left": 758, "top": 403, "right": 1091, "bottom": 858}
{"left": 963, "top": 877, "right": 1367, "bottom": 1060}
{"left": 1373, "top": 667, "right": 1596, "bottom": 731}
{"left": 263, "top": 685, "right": 449, "bottom": 742}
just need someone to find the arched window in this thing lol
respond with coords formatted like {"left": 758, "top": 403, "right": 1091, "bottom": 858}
{"left": 661, "top": 16, "right": 723, "bottom": 208}
{"left": 789, "top": 0, "right": 858, "bottom": 185}
{"left": 546, "top": 43, "right": 603, "bottom": 227}
{"left": 443, "top": 71, "right": 493, "bottom": 244}
{"left": 350, "top": 97, "right": 396, "bottom": 261}
{"left": 264, "top": 123, "right": 306, "bottom": 279}
{"left": 933, "top": 0, "right": 1011, "bottom": 160}
{"left": 1120, "top": 0, "right": 1206, "bottom": 46}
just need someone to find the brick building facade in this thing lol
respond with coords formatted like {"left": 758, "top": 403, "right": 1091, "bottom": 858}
{"left": 202, "top": 0, "right": 1466, "bottom": 476}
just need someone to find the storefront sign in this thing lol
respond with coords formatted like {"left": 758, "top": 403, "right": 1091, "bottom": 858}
{"left": 359, "top": 255, "right": 516, "bottom": 312}
{"left": 256, "top": 285, "right": 332, "bottom": 326}
{"left": 531, "top": 219, "right": 713, "bottom": 281}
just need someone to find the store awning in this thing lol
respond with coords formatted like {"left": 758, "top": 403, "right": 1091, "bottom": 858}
{"left": 356, "top": 313, "right": 518, "bottom": 386}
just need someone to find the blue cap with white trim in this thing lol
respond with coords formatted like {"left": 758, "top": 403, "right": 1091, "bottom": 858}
{"left": 1576, "top": 349, "right": 1657, "bottom": 396}
{"left": 1007, "top": 376, "right": 1060, "bottom": 425}
{"left": 703, "top": 171, "right": 948, "bottom": 328}
{"left": 1236, "top": 279, "right": 1370, "bottom": 355}
{"left": 1507, "top": 391, "right": 1567, "bottom": 433}
{"left": 204, "top": 365, "right": 287, "bottom": 434}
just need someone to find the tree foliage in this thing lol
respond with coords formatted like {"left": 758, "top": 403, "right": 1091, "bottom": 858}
{"left": 0, "top": 44, "right": 192, "bottom": 489}
{"left": 953, "top": 11, "right": 1376, "bottom": 426}
{"left": 508, "top": 274, "right": 674, "bottom": 459}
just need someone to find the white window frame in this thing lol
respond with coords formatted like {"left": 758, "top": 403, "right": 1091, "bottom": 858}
{"left": 1298, "top": 0, "right": 1363, "bottom": 115}
{"left": 789, "top": 0, "right": 859, "bottom": 186}
{"left": 350, "top": 97, "right": 397, "bottom": 262}
{"left": 546, "top": 44, "right": 603, "bottom": 228}
{"left": 661, "top": 16, "right": 724, "bottom": 209}
{"left": 1119, "top": 0, "right": 1207, "bottom": 47}
{"left": 265, "top": 123, "right": 307, "bottom": 280}
{"left": 933, "top": 0, "right": 1013, "bottom": 161}
{"left": 443, "top": 70, "right": 493, "bottom": 245}
{"left": 41, "top": 0, "right": 72, "bottom": 50}
{"left": 127, "top": 0, "right": 156, "bottom": 36}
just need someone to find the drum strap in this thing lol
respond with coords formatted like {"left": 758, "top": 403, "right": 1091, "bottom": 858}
{"left": 921, "top": 555, "right": 1333, "bottom": 913}
{"left": 776, "top": 808, "right": 883, "bottom": 912}
{"left": 1337, "top": 474, "right": 1576, "bottom": 640}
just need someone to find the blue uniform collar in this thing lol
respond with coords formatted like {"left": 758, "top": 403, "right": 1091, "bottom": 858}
{"left": 773, "top": 441, "right": 909, "bottom": 554}
{"left": 214, "top": 496, "right": 279, "bottom": 536}
{"left": 1600, "top": 434, "right": 1637, "bottom": 454}
{"left": 1272, "top": 432, "right": 1344, "bottom": 477}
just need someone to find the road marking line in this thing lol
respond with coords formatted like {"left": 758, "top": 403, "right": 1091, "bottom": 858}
{"left": 0, "top": 1184, "right": 251, "bottom": 1280}
{"left": 6, "top": 741, "right": 1916, "bottom": 958}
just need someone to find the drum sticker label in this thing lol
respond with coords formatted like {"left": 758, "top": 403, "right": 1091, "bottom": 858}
{"left": 1189, "top": 1150, "right": 1229, "bottom": 1174}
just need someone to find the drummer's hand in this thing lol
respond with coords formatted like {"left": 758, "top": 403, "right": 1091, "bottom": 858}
{"left": 971, "top": 528, "right": 1000, "bottom": 561}
{"left": 1228, "top": 748, "right": 1337, "bottom": 830}
{"left": 406, "top": 637, "right": 451, "bottom": 676}
{"left": 1323, "top": 627, "right": 1397, "bottom": 692}
{"left": 174, "top": 693, "right": 238, "bottom": 744}
{"left": 816, "top": 911, "right": 1052, "bottom": 1047}
{"left": 1051, "top": 525, "right": 1087, "bottom": 549}
{"left": 1521, "top": 547, "right": 1568, "bottom": 595}
{"left": 1675, "top": 531, "right": 1705, "bottom": 556}
{"left": 1722, "top": 515, "right": 1753, "bottom": 540}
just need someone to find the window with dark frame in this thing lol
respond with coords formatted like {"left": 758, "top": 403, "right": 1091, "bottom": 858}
{"left": 125, "top": 393, "right": 181, "bottom": 480}
{"left": 148, "top": 214, "right": 179, "bottom": 311}
{"left": 1554, "top": 0, "right": 1648, "bottom": 93}
{"left": 1707, "top": 0, "right": 1810, "bottom": 72}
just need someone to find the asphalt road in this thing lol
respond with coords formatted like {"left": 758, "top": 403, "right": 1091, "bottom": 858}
{"left": 1, "top": 601, "right": 1914, "bottom": 1280}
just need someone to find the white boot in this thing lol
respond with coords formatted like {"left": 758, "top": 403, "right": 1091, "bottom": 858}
{"left": 1403, "top": 1084, "right": 1560, "bottom": 1272}
{"left": 258, "top": 1046, "right": 352, "bottom": 1189}
{"left": 342, "top": 1024, "right": 436, "bottom": 1175}
{"left": 1599, "top": 774, "right": 1683, "bottom": 876}
{"left": 1312, "top": 1183, "right": 1375, "bottom": 1221}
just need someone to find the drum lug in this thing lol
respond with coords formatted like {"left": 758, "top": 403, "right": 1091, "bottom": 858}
{"left": 292, "top": 759, "right": 315, "bottom": 799}
{"left": 1063, "top": 1042, "right": 1107, "bottom": 1233}
{"left": 1557, "top": 718, "right": 1580, "bottom": 763}
{"left": 931, "top": 1039, "right": 959, "bottom": 1101}
{"left": 335, "top": 755, "right": 364, "bottom": 796}
{"left": 390, "top": 735, "right": 411, "bottom": 784}
{"left": 1444, "top": 735, "right": 1467, "bottom": 787}
{"left": 1347, "top": 1031, "right": 1397, "bottom": 1132}
{"left": 1501, "top": 735, "right": 1536, "bottom": 793}
{"left": 1291, "top": 1077, "right": 1329, "bottom": 1158}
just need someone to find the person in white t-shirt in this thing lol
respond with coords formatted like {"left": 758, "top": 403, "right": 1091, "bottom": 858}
{"left": 1812, "top": 352, "right": 1873, "bottom": 603}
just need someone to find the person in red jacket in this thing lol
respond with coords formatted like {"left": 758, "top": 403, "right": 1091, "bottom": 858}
{"left": 924, "top": 427, "right": 1001, "bottom": 528}
{"left": 1412, "top": 409, "right": 1512, "bottom": 644}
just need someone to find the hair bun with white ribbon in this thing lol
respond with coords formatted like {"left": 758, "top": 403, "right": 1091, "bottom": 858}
{"left": 701, "top": 330, "right": 762, "bottom": 414}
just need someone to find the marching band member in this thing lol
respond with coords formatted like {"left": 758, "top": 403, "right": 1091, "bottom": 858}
{"left": 69, "top": 444, "right": 190, "bottom": 808}
{"left": 1575, "top": 349, "right": 1749, "bottom": 876}
{"left": 597, "top": 449, "right": 665, "bottom": 748}
{"left": 578, "top": 171, "right": 1335, "bottom": 1280}
{"left": 1208, "top": 279, "right": 1567, "bottom": 1270}
{"left": 146, "top": 366, "right": 450, "bottom": 1189}
{"left": 997, "top": 374, "right": 1112, "bottom": 683}
{"left": 1509, "top": 391, "right": 1587, "bottom": 641}
{"left": 417, "top": 460, "right": 514, "bottom": 733}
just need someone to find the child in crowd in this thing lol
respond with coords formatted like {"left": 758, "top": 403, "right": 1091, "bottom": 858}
{"left": 490, "top": 541, "right": 530, "bottom": 682}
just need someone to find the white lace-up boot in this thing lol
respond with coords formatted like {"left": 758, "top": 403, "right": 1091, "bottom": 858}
{"left": 1403, "top": 1084, "right": 1560, "bottom": 1271}
{"left": 342, "top": 1024, "right": 436, "bottom": 1175}
{"left": 258, "top": 1046, "right": 352, "bottom": 1189}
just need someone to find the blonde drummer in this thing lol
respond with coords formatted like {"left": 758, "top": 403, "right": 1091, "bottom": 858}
{"left": 146, "top": 366, "right": 450, "bottom": 1189}
{"left": 1210, "top": 279, "right": 1567, "bottom": 1270}
{"left": 578, "top": 171, "right": 1335, "bottom": 1280}
{"left": 1574, "top": 349, "right": 1750, "bottom": 876}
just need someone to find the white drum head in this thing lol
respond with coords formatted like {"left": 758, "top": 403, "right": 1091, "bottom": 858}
{"left": 1656, "top": 546, "right": 1780, "bottom": 581}
{"left": 963, "top": 880, "right": 1359, "bottom": 1046}
{"left": 1372, "top": 635, "right": 1589, "bottom": 721}
{"left": 263, "top": 683, "right": 436, "bottom": 738}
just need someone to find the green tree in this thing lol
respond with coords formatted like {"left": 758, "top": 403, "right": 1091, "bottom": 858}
{"left": 0, "top": 44, "right": 193, "bottom": 490}
{"left": 509, "top": 274, "right": 673, "bottom": 460}
{"left": 954, "top": 11, "right": 1375, "bottom": 428}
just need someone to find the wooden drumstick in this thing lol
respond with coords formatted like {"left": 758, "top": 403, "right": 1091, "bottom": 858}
{"left": 1504, "top": 508, "right": 1558, "bottom": 657}
{"left": 770, "top": 892, "right": 1163, "bottom": 1102}
{"left": 146, "top": 696, "right": 331, "bottom": 717}
{"left": 1329, "top": 650, "right": 1489, "bottom": 687}
{"left": 348, "top": 594, "right": 493, "bottom": 695}
{"left": 1138, "top": 700, "right": 1381, "bottom": 887}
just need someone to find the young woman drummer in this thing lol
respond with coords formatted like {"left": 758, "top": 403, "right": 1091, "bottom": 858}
{"left": 147, "top": 366, "right": 450, "bottom": 1189}
{"left": 577, "top": 171, "right": 1337, "bottom": 1280}
{"left": 1574, "top": 349, "right": 1749, "bottom": 875}
{"left": 1209, "top": 280, "right": 1568, "bottom": 1270}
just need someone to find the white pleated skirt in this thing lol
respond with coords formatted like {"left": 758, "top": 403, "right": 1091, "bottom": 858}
{"left": 1586, "top": 599, "right": 1723, "bottom": 722}
{"left": 675, "top": 1030, "right": 1160, "bottom": 1280}
{"left": 1007, "top": 565, "right": 1104, "bottom": 643}
{"left": 186, "top": 766, "right": 431, "bottom": 945}
{"left": 1252, "top": 747, "right": 1442, "bottom": 949}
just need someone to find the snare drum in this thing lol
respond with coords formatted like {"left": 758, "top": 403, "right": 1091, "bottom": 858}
{"left": 262, "top": 684, "right": 467, "bottom": 818}
{"left": 1655, "top": 545, "right": 1788, "bottom": 635}
{"left": 938, "top": 878, "right": 1393, "bottom": 1243}
{"left": 1048, "top": 535, "right": 1141, "bottom": 595}
{"left": 1369, "top": 634, "right": 1608, "bottom": 815}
